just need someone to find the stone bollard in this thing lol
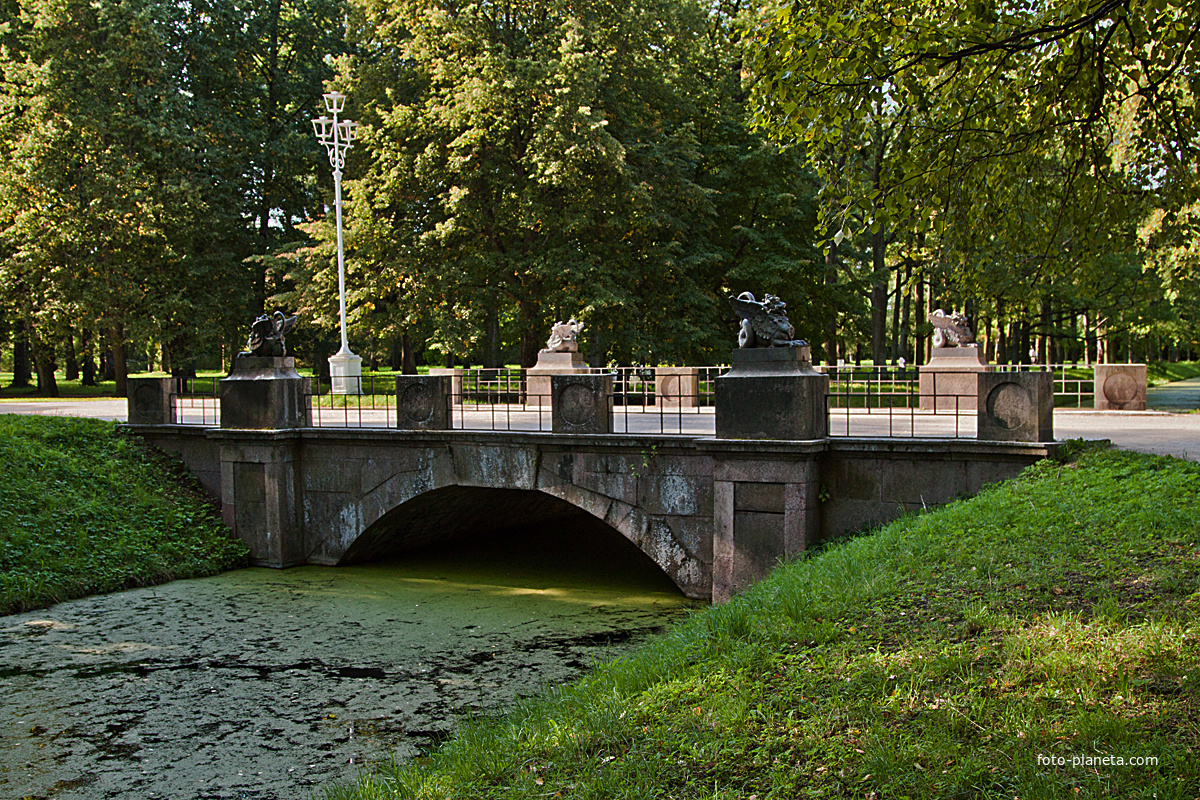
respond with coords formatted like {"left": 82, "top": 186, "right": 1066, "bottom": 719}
{"left": 551, "top": 373, "right": 614, "bottom": 434}
{"left": 655, "top": 366, "right": 700, "bottom": 409}
{"left": 427, "top": 368, "right": 464, "bottom": 403}
{"left": 219, "top": 357, "right": 310, "bottom": 429}
{"left": 1094, "top": 364, "right": 1147, "bottom": 411}
{"left": 127, "top": 377, "right": 175, "bottom": 425}
{"left": 395, "top": 375, "right": 452, "bottom": 430}
{"left": 714, "top": 345, "right": 829, "bottom": 440}
{"left": 977, "top": 371, "right": 1054, "bottom": 442}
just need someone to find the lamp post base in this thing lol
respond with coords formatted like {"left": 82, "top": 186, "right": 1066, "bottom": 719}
{"left": 329, "top": 352, "right": 363, "bottom": 395}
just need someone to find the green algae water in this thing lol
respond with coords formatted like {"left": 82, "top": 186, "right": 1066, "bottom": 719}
{"left": 1, "top": 519, "right": 694, "bottom": 799}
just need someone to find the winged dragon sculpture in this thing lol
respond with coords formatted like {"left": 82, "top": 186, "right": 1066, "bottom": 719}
{"left": 728, "top": 292, "right": 807, "bottom": 348}
{"left": 927, "top": 309, "right": 976, "bottom": 348}
{"left": 240, "top": 311, "right": 298, "bottom": 358}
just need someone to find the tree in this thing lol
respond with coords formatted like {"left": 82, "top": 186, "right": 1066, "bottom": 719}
{"left": 305, "top": 0, "right": 823, "bottom": 369}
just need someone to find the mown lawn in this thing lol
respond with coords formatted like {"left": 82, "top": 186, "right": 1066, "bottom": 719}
{"left": 0, "top": 415, "right": 247, "bottom": 615}
{"left": 328, "top": 444, "right": 1200, "bottom": 800}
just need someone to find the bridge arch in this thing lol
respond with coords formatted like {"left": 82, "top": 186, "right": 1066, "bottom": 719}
{"left": 335, "top": 483, "right": 700, "bottom": 597}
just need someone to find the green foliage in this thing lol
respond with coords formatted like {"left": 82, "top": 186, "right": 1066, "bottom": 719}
{"left": 0, "top": 416, "right": 248, "bottom": 615}
{"left": 327, "top": 447, "right": 1200, "bottom": 799}
{"left": 279, "top": 0, "right": 823, "bottom": 368}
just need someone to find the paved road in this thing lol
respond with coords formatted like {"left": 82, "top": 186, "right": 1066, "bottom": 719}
{"left": 3, "top": 381, "right": 1198, "bottom": 461}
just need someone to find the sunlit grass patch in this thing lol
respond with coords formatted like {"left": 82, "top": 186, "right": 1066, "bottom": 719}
{"left": 327, "top": 445, "right": 1200, "bottom": 800}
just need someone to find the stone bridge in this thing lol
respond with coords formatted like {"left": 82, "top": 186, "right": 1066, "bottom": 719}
{"left": 129, "top": 425, "right": 1054, "bottom": 602}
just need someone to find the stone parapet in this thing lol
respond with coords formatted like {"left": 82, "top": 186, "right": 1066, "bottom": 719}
{"left": 395, "top": 375, "right": 452, "bottom": 430}
{"left": 919, "top": 346, "right": 993, "bottom": 411}
{"left": 527, "top": 351, "right": 588, "bottom": 406}
{"left": 977, "top": 371, "right": 1054, "bottom": 442}
{"left": 715, "top": 346, "right": 828, "bottom": 440}
{"left": 220, "top": 356, "right": 310, "bottom": 429}
{"left": 127, "top": 377, "right": 175, "bottom": 425}
{"left": 1094, "top": 363, "right": 1147, "bottom": 411}
{"left": 551, "top": 373, "right": 614, "bottom": 434}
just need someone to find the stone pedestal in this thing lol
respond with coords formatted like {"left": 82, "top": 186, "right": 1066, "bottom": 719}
{"left": 329, "top": 351, "right": 362, "bottom": 395}
{"left": 715, "top": 346, "right": 828, "bottom": 440}
{"left": 127, "top": 377, "right": 175, "bottom": 425}
{"left": 220, "top": 357, "right": 310, "bottom": 429}
{"left": 217, "top": 431, "right": 304, "bottom": 568}
{"left": 920, "top": 347, "right": 993, "bottom": 411}
{"left": 977, "top": 371, "right": 1054, "bottom": 442}
{"left": 655, "top": 367, "right": 700, "bottom": 409}
{"left": 551, "top": 373, "right": 614, "bottom": 434}
{"left": 1094, "top": 364, "right": 1147, "bottom": 411}
{"left": 710, "top": 446, "right": 821, "bottom": 603}
{"left": 527, "top": 350, "right": 588, "bottom": 406}
{"left": 396, "top": 375, "right": 451, "bottom": 430}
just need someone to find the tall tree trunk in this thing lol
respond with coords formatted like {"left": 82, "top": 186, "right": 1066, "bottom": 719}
{"left": 870, "top": 230, "right": 887, "bottom": 365}
{"left": 11, "top": 320, "right": 32, "bottom": 388}
{"left": 519, "top": 300, "right": 541, "bottom": 368}
{"left": 110, "top": 327, "right": 128, "bottom": 396}
{"left": 484, "top": 303, "right": 501, "bottom": 369}
{"left": 890, "top": 264, "right": 902, "bottom": 362}
{"left": 65, "top": 329, "right": 79, "bottom": 381}
{"left": 900, "top": 261, "right": 912, "bottom": 363}
{"left": 401, "top": 333, "right": 417, "bottom": 375}
{"left": 81, "top": 328, "right": 97, "bottom": 386}
{"left": 915, "top": 273, "right": 927, "bottom": 362}
{"left": 823, "top": 240, "right": 839, "bottom": 365}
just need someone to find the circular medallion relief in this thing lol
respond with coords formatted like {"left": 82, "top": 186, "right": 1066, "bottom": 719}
{"left": 985, "top": 381, "right": 1033, "bottom": 431}
{"left": 559, "top": 383, "right": 598, "bottom": 427}
{"left": 1103, "top": 372, "right": 1139, "bottom": 407}
{"left": 131, "top": 383, "right": 161, "bottom": 418}
{"left": 400, "top": 383, "right": 435, "bottom": 424}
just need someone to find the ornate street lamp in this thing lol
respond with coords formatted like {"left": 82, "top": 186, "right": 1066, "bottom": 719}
{"left": 312, "top": 90, "right": 361, "bottom": 394}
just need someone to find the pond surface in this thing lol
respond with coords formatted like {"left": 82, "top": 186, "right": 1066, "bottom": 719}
{"left": 0, "top": 520, "right": 694, "bottom": 799}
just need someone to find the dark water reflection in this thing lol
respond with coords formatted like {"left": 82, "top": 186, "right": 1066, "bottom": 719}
{"left": 0, "top": 517, "right": 694, "bottom": 799}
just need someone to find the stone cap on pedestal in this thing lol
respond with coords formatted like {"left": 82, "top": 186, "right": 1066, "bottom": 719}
{"left": 924, "top": 346, "right": 990, "bottom": 369}
{"left": 529, "top": 350, "right": 587, "bottom": 372}
{"left": 227, "top": 356, "right": 303, "bottom": 380}
{"left": 724, "top": 345, "right": 818, "bottom": 377}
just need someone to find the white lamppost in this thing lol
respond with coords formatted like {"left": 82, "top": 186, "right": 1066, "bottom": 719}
{"left": 312, "top": 90, "right": 361, "bottom": 394}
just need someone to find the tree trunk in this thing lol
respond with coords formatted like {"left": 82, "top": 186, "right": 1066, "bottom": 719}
{"left": 81, "top": 328, "right": 97, "bottom": 386}
{"left": 519, "top": 300, "right": 541, "bottom": 368}
{"left": 915, "top": 274, "right": 926, "bottom": 363}
{"left": 11, "top": 320, "right": 32, "bottom": 388}
{"left": 870, "top": 230, "right": 887, "bottom": 365}
{"left": 65, "top": 330, "right": 79, "bottom": 381}
{"left": 890, "top": 265, "right": 902, "bottom": 362}
{"left": 899, "top": 261, "right": 912, "bottom": 363}
{"left": 823, "top": 241, "right": 839, "bottom": 365}
{"left": 484, "top": 303, "right": 501, "bottom": 369}
{"left": 401, "top": 333, "right": 417, "bottom": 374}
{"left": 110, "top": 327, "right": 128, "bottom": 396}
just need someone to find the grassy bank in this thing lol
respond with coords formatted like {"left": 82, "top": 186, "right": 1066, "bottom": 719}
{"left": 330, "top": 445, "right": 1200, "bottom": 799}
{"left": 0, "top": 415, "right": 248, "bottom": 615}
{"left": 1149, "top": 360, "right": 1200, "bottom": 385}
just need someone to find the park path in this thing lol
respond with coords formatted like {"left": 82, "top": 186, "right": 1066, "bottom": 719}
{"left": 1147, "top": 374, "right": 1200, "bottom": 412}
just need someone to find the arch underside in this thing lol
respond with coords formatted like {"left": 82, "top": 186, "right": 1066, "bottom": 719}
{"left": 338, "top": 486, "right": 680, "bottom": 592}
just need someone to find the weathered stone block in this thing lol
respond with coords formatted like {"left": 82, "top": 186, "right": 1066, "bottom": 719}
{"left": 715, "top": 347, "right": 828, "bottom": 440}
{"left": 427, "top": 368, "right": 464, "bottom": 400}
{"left": 919, "top": 347, "right": 993, "bottom": 411}
{"left": 655, "top": 367, "right": 700, "bottom": 409}
{"left": 552, "top": 373, "right": 614, "bottom": 434}
{"left": 395, "top": 375, "right": 451, "bottom": 430}
{"left": 220, "top": 357, "right": 309, "bottom": 429}
{"left": 977, "top": 371, "right": 1054, "bottom": 442}
{"left": 1094, "top": 364, "right": 1147, "bottom": 411}
{"left": 735, "top": 482, "right": 785, "bottom": 513}
{"left": 127, "top": 377, "right": 175, "bottom": 425}
{"left": 527, "top": 351, "right": 588, "bottom": 406}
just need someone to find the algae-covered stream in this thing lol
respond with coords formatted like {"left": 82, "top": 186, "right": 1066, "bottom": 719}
{"left": 1, "top": 521, "right": 694, "bottom": 799}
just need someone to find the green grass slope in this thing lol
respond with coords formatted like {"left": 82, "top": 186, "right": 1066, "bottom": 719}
{"left": 329, "top": 446, "right": 1200, "bottom": 800}
{"left": 0, "top": 415, "right": 248, "bottom": 615}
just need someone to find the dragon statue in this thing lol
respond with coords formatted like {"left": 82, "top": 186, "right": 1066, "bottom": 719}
{"left": 728, "top": 292, "right": 807, "bottom": 348}
{"left": 240, "top": 311, "right": 298, "bottom": 358}
{"left": 927, "top": 309, "right": 976, "bottom": 348}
